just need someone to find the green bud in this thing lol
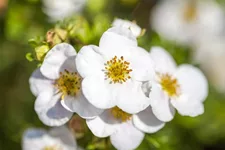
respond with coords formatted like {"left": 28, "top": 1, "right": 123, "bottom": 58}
{"left": 35, "top": 45, "right": 50, "bottom": 61}
{"left": 28, "top": 36, "right": 44, "bottom": 48}
{"left": 54, "top": 28, "right": 68, "bottom": 41}
{"left": 28, "top": 39, "right": 38, "bottom": 48}
{"left": 46, "top": 28, "right": 68, "bottom": 47}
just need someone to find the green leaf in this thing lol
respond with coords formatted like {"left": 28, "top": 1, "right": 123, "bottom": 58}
{"left": 25, "top": 53, "right": 34, "bottom": 62}
{"left": 28, "top": 39, "right": 38, "bottom": 48}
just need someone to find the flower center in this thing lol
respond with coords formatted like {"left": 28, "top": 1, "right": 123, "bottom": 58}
{"left": 55, "top": 69, "right": 82, "bottom": 99}
{"left": 159, "top": 73, "right": 180, "bottom": 97}
{"left": 183, "top": 0, "right": 197, "bottom": 22}
{"left": 43, "top": 145, "right": 62, "bottom": 150}
{"left": 111, "top": 106, "right": 132, "bottom": 122}
{"left": 104, "top": 56, "right": 132, "bottom": 84}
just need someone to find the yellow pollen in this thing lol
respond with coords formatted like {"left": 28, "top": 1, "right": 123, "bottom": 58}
{"left": 159, "top": 73, "right": 180, "bottom": 97}
{"left": 104, "top": 56, "right": 132, "bottom": 84}
{"left": 183, "top": 0, "right": 197, "bottom": 22}
{"left": 111, "top": 106, "right": 132, "bottom": 122}
{"left": 43, "top": 145, "right": 62, "bottom": 150}
{"left": 55, "top": 69, "right": 82, "bottom": 99}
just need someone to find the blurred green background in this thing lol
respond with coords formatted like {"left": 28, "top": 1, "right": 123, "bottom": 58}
{"left": 1, "top": 0, "right": 225, "bottom": 149}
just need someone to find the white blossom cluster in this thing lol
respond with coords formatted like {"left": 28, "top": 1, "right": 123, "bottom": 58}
{"left": 24, "top": 19, "right": 208, "bottom": 150}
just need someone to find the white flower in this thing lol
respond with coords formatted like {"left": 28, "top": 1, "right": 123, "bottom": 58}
{"left": 87, "top": 106, "right": 164, "bottom": 150}
{"left": 151, "top": 0, "right": 225, "bottom": 45}
{"left": 147, "top": 46, "right": 208, "bottom": 122}
{"left": 76, "top": 27, "right": 155, "bottom": 114}
{"left": 193, "top": 37, "right": 225, "bottom": 93}
{"left": 112, "top": 18, "right": 142, "bottom": 38}
{"left": 29, "top": 43, "right": 103, "bottom": 126}
{"left": 42, "top": 0, "right": 86, "bottom": 22}
{"left": 22, "top": 126, "right": 77, "bottom": 150}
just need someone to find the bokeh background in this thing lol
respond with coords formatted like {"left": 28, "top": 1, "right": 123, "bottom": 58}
{"left": 1, "top": 0, "right": 225, "bottom": 149}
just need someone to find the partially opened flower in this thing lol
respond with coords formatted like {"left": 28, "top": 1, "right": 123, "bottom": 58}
{"left": 76, "top": 27, "right": 155, "bottom": 114}
{"left": 147, "top": 47, "right": 208, "bottom": 122}
{"left": 151, "top": 0, "right": 225, "bottom": 45}
{"left": 87, "top": 106, "right": 164, "bottom": 150}
{"left": 42, "top": 0, "right": 86, "bottom": 22}
{"left": 22, "top": 126, "right": 77, "bottom": 150}
{"left": 112, "top": 18, "right": 142, "bottom": 38}
{"left": 29, "top": 43, "right": 103, "bottom": 126}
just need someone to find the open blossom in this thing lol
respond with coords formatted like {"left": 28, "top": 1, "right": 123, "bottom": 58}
{"left": 29, "top": 43, "right": 103, "bottom": 126}
{"left": 22, "top": 126, "right": 77, "bottom": 150}
{"left": 87, "top": 106, "right": 164, "bottom": 150}
{"left": 42, "top": 0, "right": 86, "bottom": 22}
{"left": 193, "top": 37, "right": 225, "bottom": 93}
{"left": 76, "top": 27, "right": 155, "bottom": 114}
{"left": 146, "top": 47, "right": 208, "bottom": 122}
{"left": 112, "top": 18, "right": 142, "bottom": 38}
{"left": 151, "top": 0, "right": 225, "bottom": 45}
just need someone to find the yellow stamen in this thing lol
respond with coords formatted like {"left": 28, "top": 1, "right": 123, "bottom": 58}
{"left": 159, "top": 73, "right": 180, "bottom": 97}
{"left": 183, "top": 0, "right": 197, "bottom": 22}
{"left": 55, "top": 69, "right": 82, "bottom": 99}
{"left": 111, "top": 106, "right": 132, "bottom": 122}
{"left": 104, "top": 56, "right": 132, "bottom": 84}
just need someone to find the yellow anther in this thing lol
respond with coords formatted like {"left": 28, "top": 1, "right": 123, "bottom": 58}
{"left": 55, "top": 69, "right": 82, "bottom": 99}
{"left": 159, "top": 73, "right": 180, "bottom": 97}
{"left": 111, "top": 107, "right": 132, "bottom": 122}
{"left": 104, "top": 56, "right": 132, "bottom": 84}
{"left": 183, "top": 0, "right": 197, "bottom": 22}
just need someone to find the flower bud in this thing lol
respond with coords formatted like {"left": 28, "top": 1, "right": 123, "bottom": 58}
{"left": 35, "top": 45, "right": 49, "bottom": 61}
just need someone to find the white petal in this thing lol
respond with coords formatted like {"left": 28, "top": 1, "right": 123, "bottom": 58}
{"left": 150, "top": 46, "right": 177, "bottom": 74}
{"left": 141, "top": 81, "right": 152, "bottom": 98}
{"left": 117, "top": 80, "right": 151, "bottom": 114}
{"left": 104, "top": 26, "right": 137, "bottom": 45}
{"left": 171, "top": 95, "right": 204, "bottom": 117}
{"left": 35, "top": 91, "right": 73, "bottom": 126}
{"left": 150, "top": 84, "right": 175, "bottom": 122}
{"left": 82, "top": 75, "right": 116, "bottom": 109}
{"left": 22, "top": 128, "right": 48, "bottom": 150}
{"left": 41, "top": 43, "right": 76, "bottom": 80}
{"left": 112, "top": 18, "right": 142, "bottom": 37}
{"left": 133, "top": 106, "right": 165, "bottom": 133}
{"left": 48, "top": 126, "right": 77, "bottom": 150}
{"left": 86, "top": 110, "right": 119, "bottom": 138}
{"left": 75, "top": 45, "right": 105, "bottom": 78}
{"left": 110, "top": 121, "right": 144, "bottom": 150}
{"left": 175, "top": 64, "right": 208, "bottom": 103}
{"left": 99, "top": 27, "right": 137, "bottom": 58}
{"left": 61, "top": 94, "right": 104, "bottom": 119}
{"left": 29, "top": 68, "right": 54, "bottom": 97}
{"left": 59, "top": 55, "right": 77, "bottom": 73}
{"left": 129, "top": 46, "right": 156, "bottom": 81}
